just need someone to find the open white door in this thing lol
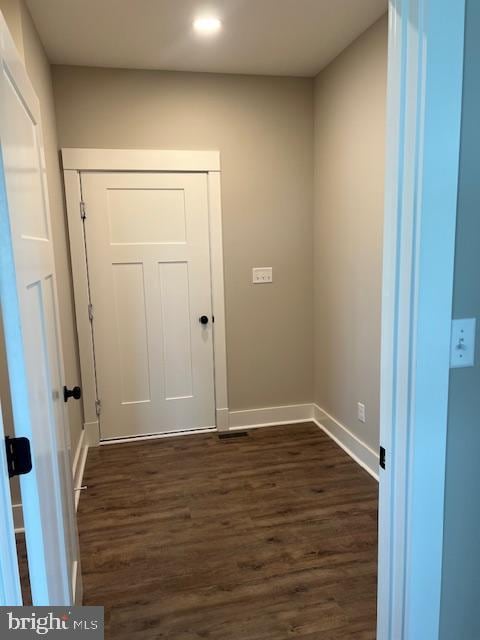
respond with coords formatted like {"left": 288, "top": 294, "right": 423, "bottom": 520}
{"left": 0, "top": 14, "right": 80, "bottom": 605}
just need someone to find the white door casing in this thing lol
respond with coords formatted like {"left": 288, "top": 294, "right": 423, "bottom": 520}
{"left": 63, "top": 149, "right": 229, "bottom": 443}
{"left": 377, "top": 0, "right": 465, "bottom": 638}
{"left": 0, "top": 14, "right": 81, "bottom": 605}
{"left": 81, "top": 171, "right": 216, "bottom": 439}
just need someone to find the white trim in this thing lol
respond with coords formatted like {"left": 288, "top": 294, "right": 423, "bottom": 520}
{"left": 72, "top": 560, "right": 81, "bottom": 605}
{"left": 62, "top": 148, "right": 220, "bottom": 172}
{"left": 64, "top": 171, "right": 98, "bottom": 431}
{"left": 377, "top": 5, "right": 403, "bottom": 635}
{"left": 215, "top": 408, "right": 229, "bottom": 431}
{"left": 311, "top": 405, "right": 379, "bottom": 481}
{"left": 378, "top": 1, "right": 466, "bottom": 639}
{"left": 84, "top": 421, "right": 100, "bottom": 447}
{"left": 228, "top": 403, "right": 312, "bottom": 430}
{"left": 71, "top": 429, "right": 85, "bottom": 481}
{"left": 74, "top": 450, "right": 88, "bottom": 511}
{"left": 100, "top": 427, "right": 216, "bottom": 446}
{"left": 62, "top": 149, "right": 228, "bottom": 443}
{"left": 208, "top": 172, "right": 229, "bottom": 429}
{"left": 73, "top": 445, "right": 89, "bottom": 512}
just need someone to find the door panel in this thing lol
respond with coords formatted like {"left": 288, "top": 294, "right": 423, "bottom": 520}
{"left": 82, "top": 172, "right": 215, "bottom": 440}
{"left": 0, "top": 18, "right": 80, "bottom": 604}
{"left": 158, "top": 261, "right": 194, "bottom": 400}
{"left": 107, "top": 188, "right": 187, "bottom": 243}
{"left": 112, "top": 262, "right": 151, "bottom": 404}
{"left": 3, "top": 73, "right": 49, "bottom": 243}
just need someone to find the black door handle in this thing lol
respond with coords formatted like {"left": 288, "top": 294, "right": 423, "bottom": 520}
{"left": 199, "top": 315, "right": 209, "bottom": 325}
{"left": 64, "top": 386, "right": 82, "bottom": 403}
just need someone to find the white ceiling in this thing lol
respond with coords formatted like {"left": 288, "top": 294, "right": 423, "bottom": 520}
{"left": 26, "top": 0, "right": 387, "bottom": 77}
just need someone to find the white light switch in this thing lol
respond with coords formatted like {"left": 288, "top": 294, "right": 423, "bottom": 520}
{"left": 450, "top": 318, "right": 476, "bottom": 368}
{"left": 252, "top": 267, "right": 273, "bottom": 284}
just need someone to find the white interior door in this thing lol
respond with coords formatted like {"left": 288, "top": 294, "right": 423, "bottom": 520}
{"left": 0, "top": 15, "right": 80, "bottom": 605}
{"left": 81, "top": 171, "right": 215, "bottom": 440}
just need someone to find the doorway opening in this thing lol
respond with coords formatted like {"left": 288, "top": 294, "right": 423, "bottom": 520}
{"left": 63, "top": 150, "right": 228, "bottom": 443}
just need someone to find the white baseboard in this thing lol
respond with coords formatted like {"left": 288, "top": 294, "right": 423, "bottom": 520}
{"left": 312, "top": 404, "right": 379, "bottom": 481}
{"left": 84, "top": 420, "right": 100, "bottom": 447}
{"left": 228, "top": 403, "right": 312, "bottom": 430}
{"left": 216, "top": 407, "right": 229, "bottom": 432}
{"left": 72, "top": 429, "right": 85, "bottom": 480}
{"left": 72, "top": 560, "right": 79, "bottom": 604}
{"left": 100, "top": 427, "right": 216, "bottom": 445}
{"left": 73, "top": 433, "right": 89, "bottom": 511}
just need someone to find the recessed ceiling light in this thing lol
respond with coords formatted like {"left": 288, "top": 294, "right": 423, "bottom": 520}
{"left": 193, "top": 17, "right": 222, "bottom": 34}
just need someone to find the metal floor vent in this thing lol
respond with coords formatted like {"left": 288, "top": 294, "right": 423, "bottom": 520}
{"left": 218, "top": 431, "right": 249, "bottom": 440}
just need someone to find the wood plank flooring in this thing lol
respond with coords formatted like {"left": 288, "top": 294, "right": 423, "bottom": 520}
{"left": 78, "top": 423, "right": 378, "bottom": 639}
{"left": 16, "top": 533, "right": 31, "bottom": 605}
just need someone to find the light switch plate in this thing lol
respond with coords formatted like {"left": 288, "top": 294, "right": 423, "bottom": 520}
{"left": 450, "top": 318, "right": 476, "bottom": 368}
{"left": 252, "top": 267, "right": 273, "bottom": 284}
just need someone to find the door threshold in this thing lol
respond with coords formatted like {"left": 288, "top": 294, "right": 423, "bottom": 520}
{"left": 99, "top": 427, "right": 217, "bottom": 446}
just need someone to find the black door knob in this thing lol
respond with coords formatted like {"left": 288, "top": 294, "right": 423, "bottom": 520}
{"left": 64, "top": 386, "right": 82, "bottom": 403}
{"left": 199, "top": 315, "right": 209, "bottom": 325}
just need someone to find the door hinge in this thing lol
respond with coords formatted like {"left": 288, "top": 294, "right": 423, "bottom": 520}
{"left": 88, "top": 303, "right": 94, "bottom": 322}
{"left": 380, "top": 446, "right": 386, "bottom": 470}
{"left": 80, "top": 200, "right": 86, "bottom": 220}
{"left": 95, "top": 399, "right": 102, "bottom": 417}
{"left": 5, "top": 436, "right": 33, "bottom": 478}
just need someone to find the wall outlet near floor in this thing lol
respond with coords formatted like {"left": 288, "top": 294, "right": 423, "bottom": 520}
{"left": 252, "top": 267, "right": 273, "bottom": 284}
{"left": 357, "top": 402, "right": 366, "bottom": 423}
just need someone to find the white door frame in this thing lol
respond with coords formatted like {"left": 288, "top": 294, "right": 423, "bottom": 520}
{"left": 62, "top": 149, "right": 229, "bottom": 444}
{"left": 377, "top": 1, "right": 465, "bottom": 638}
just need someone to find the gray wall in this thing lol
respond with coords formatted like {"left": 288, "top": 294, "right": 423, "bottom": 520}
{"left": 313, "top": 16, "right": 387, "bottom": 452}
{"left": 52, "top": 66, "right": 314, "bottom": 411}
{"left": 440, "top": 0, "right": 480, "bottom": 635}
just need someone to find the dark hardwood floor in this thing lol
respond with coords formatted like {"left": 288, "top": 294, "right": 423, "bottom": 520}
{"left": 78, "top": 423, "right": 378, "bottom": 639}
{"left": 15, "top": 532, "right": 31, "bottom": 605}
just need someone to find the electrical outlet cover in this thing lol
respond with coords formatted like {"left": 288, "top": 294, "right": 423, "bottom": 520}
{"left": 357, "top": 402, "right": 366, "bottom": 423}
{"left": 252, "top": 267, "right": 273, "bottom": 284}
